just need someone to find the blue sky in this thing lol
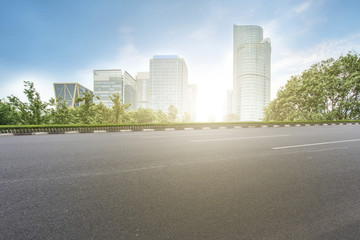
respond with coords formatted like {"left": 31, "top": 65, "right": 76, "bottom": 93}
{"left": 1, "top": 0, "right": 360, "bottom": 120}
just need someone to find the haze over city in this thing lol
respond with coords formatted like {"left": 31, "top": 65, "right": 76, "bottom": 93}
{"left": 1, "top": 0, "right": 360, "bottom": 121}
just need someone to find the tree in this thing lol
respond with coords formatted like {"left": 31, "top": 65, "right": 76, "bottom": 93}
{"left": 123, "top": 110, "right": 138, "bottom": 123}
{"left": 48, "top": 98, "right": 74, "bottom": 124}
{"left": 264, "top": 52, "right": 360, "bottom": 121}
{"left": 75, "top": 92, "right": 95, "bottom": 124}
{"left": 109, "top": 93, "right": 130, "bottom": 123}
{"left": 0, "top": 99, "right": 19, "bottom": 125}
{"left": 155, "top": 110, "right": 169, "bottom": 123}
{"left": 137, "top": 108, "right": 155, "bottom": 123}
{"left": 167, "top": 105, "right": 178, "bottom": 122}
{"left": 8, "top": 81, "right": 48, "bottom": 125}
{"left": 93, "top": 102, "right": 112, "bottom": 124}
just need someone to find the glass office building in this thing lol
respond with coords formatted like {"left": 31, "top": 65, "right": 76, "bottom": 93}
{"left": 136, "top": 72, "right": 149, "bottom": 109}
{"left": 93, "top": 69, "right": 136, "bottom": 110}
{"left": 233, "top": 25, "right": 271, "bottom": 121}
{"left": 53, "top": 83, "right": 93, "bottom": 108}
{"left": 149, "top": 55, "right": 188, "bottom": 117}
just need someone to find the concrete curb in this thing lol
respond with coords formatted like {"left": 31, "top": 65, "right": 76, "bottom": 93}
{"left": 120, "top": 130, "right": 132, "bottom": 132}
{"left": 33, "top": 132, "right": 49, "bottom": 135}
{"left": 143, "top": 129, "right": 155, "bottom": 132}
{"left": 0, "top": 133, "right": 14, "bottom": 137}
{"left": 1, "top": 122, "right": 359, "bottom": 137}
{"left": 94, "top": 130, "right": 107, "bottom": 133}
{"left": 65, "top": 131, "right": 79, "bottom": 134}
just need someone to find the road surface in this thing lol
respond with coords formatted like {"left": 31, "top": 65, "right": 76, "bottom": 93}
{"left": 1, "top": 125, "right": 360, "bottom": 239}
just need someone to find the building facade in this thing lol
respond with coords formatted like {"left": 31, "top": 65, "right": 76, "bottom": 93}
{"left": 93, "top": 69, "right": 136, "bottom": 110}
{"left": 53, "top": 83, "right": 93, "bottom": 108}
{"left": 233, "top": 25, "right": 271, "bottom": 121}
{"left": 136, "top": 72, "right": 149, "bottom": 109}
{"left": 149, "top": 55, "right": 188, "bottom": 117}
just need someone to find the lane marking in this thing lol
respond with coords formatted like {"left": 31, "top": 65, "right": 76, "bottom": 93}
{"left": 191, "top": 134, "right": 289, "bottom": 143}
{"left": 273, "top": 139, "right": 360, "bottom": 150}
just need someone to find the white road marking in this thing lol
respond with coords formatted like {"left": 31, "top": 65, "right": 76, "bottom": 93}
{"left": 191, "top": 134, "right": 289, "bottom": 143}
{"left": 273, "top": 139, "right": 360, "bottom": 150}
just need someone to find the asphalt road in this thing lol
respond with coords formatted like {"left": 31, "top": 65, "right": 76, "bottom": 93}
{"left": 1, "top": 125, "right": 360, "bottom": 239}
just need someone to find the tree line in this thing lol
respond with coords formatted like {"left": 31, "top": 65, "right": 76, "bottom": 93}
{"left": 0, "top": 81, "right": 184, "bottom": 125}
{"left": 264, "top": 52, "right": 360, "bottom": 121}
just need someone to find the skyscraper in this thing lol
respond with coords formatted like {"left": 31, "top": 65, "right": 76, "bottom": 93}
{"left": 93, "top": 69, "right": 136, "bottom": 110}
{"left": 233, "top": 25, "right": 271, "bottom": 121}
{"left": 136, "top": 72, "right": 149, "bottom": 109}
{"left": 149, "top": 55, "right": 188, "bottom": 117}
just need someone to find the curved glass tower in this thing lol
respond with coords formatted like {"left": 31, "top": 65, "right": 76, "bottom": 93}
{"left": 233, "top": 25, "right": 271, "bottom": 121}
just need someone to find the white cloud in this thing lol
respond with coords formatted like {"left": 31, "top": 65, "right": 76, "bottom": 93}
{"left": 292, "top": 1, "right": 312, "bottom": 14}
{"left": 116, "top": 43, "right": 149, "bottom": 76}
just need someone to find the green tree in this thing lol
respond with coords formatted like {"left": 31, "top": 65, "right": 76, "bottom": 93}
{"left": 75, "top": 92, "right": 95, "bottom": 124}
{"left": 264, "top": 52, "right": 360, "bottom": 121}
{"left": 93, "top": 102, "right": 112, "bottom": 124}
{"left": 8, "top": 81, "right": 48, "bottom": 125}
{"left": 0, "top": 99, "right": 19, "bottom": 125}
{"left": 155, "top": 110, "right": 169, "bottom": 123}
{"left": 123, "top": 110, "right": 138, "bottom": 123}
{"left": 48, "top": 98, "right": 74, "bottom": 124}
{"left": 137, "top": 108, "right": 155, "bottom": 123}
{"left": 109, "top": 93, "right": 130, "bottom": 123}
{"left": 167, "top": 105, "right": 178, "bottom": 122}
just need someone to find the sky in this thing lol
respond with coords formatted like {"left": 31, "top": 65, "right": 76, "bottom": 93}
{"left": 1, "top": 0, "right": 360, "bottom": 121}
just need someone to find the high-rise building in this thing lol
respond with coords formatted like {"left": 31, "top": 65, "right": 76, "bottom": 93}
{"left": 233, "top": 25, "right": 271, "bottom": 121}
{"left": 149, "top": 55, "right": 188, "bottom": 117}
{"left": 93, "top": 69, "right": 136, "bottom": 110}
{"left": 53, "top": 83, "right": 93, "bottom": 108}
{"left": 136, "top": 72, "right": 149, "bottom": 109}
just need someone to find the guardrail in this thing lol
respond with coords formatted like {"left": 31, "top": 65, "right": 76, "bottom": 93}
{"left": 0, "top": 121, "right": 359, "bottom": 135}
